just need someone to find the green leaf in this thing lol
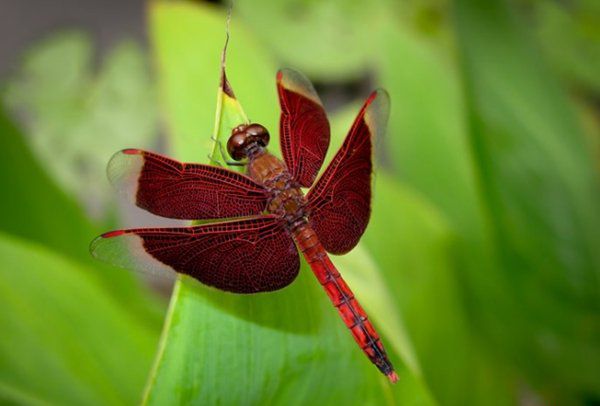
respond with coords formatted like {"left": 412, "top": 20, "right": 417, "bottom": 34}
{"left": 334, "top": 243, "right": 421, "bottom": 375}
{"left": 146, "top": 1, "right": 438, "bottom": 403}
{"left": 375, "top": 34, "right": 510, "bottom": 403}
{"left": 378, "top": 21, "right": 487, "bottom": 251}
{"left": 207, "top": 33, "right": 250, "bottom": 165}
{"left": 235, "top": 0, "right": 386, "bottom": 81}
{"left": 329, "top": 101, "right": 507, "bottom": 405}
{"left": 0, "top": 102, "right": 162, "bottom": 330}
{"left": 4, "top": 31, "right": 158, "bottom": 220}
{"left": 534, "top": 0, "right": 600, "bottom": 95}
{"left": 0, "top": 232, "right": 157, "bottom": 405}
{"left": 365, "top": 175, "right": 469, "bottom": 402}
{"left": 364, "top": 171, "right": 520, "bottom": 405}
{"left": 454, "top": 0, "right": 600, "bottom": 401}
{"left": 151, "top": 2, "right": 278, "bottom": 162}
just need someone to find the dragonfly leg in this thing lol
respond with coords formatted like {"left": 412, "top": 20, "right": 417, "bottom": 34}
{"left": 206, "top": 154, "right": 223, "bottom": 167}
{"left": 225, "top": 161, "right": 247, "bottom": 167}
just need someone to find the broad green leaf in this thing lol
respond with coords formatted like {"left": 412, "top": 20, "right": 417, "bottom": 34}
{"left": 146, "top": 1, "right": 437, "bottom": 403}
{"left": 366, "top": 174, "right": 468, "bottom": 402}
{"left": 534, "top": 0, "right": 600, "bottom": 95}
{"left": 375, "top": 33, "right": 511, "bottom": 403}
{"left": 365, "top": 174, "right": 517, "bottom": 405}
{"left": 328, "top": 86, "right": 513, "bottom": 404}
{"left": 145, "top": 269, "right": 436, "bottom": 405}
{"left": 4, "top": 31, "right": 158, "bottom": 220}
{"left": 577, "top": 99, "right": 600, "bottom": 163}
{"left": 0, "top": 232, "right": 157, "bottom": 405}
{"left": 335, "top": 244, "right": 420, "bottom": 376}
{"left": 0, "top": 104, "right": 163, "bottom": 329}
{"left": 454, "top": 0, "right": 600, "bottom": 401}
{"left": 234, "top": 0, "right": 386, "bottom": 81}
{"left": 378, "top": 21, "right": 487, "bottom": 250}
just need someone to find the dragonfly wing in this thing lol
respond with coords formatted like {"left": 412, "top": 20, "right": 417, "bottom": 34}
{"left": 108, "top": 149, "right": 269, "bottom": 220}
{"left": 277, "top": 69, "right": 330, "bottom": 188}
{"left": 306, "top": 90, "right": 390, "bottom": 254}
{"left": 90, "top": 216, "right": 299, "bottom": 293}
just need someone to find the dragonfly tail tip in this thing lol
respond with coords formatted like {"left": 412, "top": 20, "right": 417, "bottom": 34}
{"left": 387, "top": 371, "right": 399, "bottom": 384}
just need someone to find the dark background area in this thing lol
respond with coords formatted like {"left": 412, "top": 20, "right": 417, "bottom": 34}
{"left": 0, "top": 0, "right": 147, "bottom": 76}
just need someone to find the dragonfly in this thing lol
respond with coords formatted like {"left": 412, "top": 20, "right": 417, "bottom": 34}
{"left": 90, "top": 68, "right": 396, "bottom": 383}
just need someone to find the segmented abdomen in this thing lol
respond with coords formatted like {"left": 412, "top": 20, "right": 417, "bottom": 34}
{"left": 292, "top": 223, "right": 397, "bottom": 382}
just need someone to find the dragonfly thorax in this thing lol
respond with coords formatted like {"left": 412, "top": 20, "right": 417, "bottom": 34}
{"left": 267, "top": 186, "right": 307, "bottom": 223}
{"left": 246, "top": 152, "right": 307, "bottom": 224}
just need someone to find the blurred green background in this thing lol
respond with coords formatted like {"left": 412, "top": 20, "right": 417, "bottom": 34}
{"left": 0, "top": 0, "right": 598, "bottom": 405}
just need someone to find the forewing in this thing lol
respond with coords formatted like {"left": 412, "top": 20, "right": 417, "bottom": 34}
{"left": 277, "top": 69, "right": 330, "bottom": 188}
{"left": 306, "top": 90, "right": 390, "bottom": 254}
{"left": 90, "top": 216, "right": 299, "bottom": 293}
{"left": 108, "top": 149, "right": 269, "bottom": 220}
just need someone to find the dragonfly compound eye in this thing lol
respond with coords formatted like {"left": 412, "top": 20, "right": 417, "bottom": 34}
{"left": 245, "top": 123, "right": 270, "bottom": 147}
{"left": 227, "top": 130, "right": 249, "bottom": 161}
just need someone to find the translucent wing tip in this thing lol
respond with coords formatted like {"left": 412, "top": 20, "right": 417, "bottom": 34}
{"left": 89, "top": 235, "right": 102, "bottom": 258}
{"left": 364, "top": 89, "right": 391, "bottom": 140}
{"left": 89, "top": 231, "right": 126, "bottom": 261}
{"left": 89, "top": 229, "right": 133, "bottom": 266}
{"left": 276, "top": 68, "right": 323, "bottom": 106}
{"left": 106, "top": 149, "right": 145, "bottom": 202}
{"left": 369, "top": 88, "right": 390, "bottom": 106}
{"left": 89, "top": 229, "right": 175, "bottom": 280}
{"left": 367, "top": 89, "right": 390, "bottom": 114}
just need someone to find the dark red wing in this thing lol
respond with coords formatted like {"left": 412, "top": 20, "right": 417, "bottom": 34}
{"left": 306, "top": 90, "right": 390, "bottom": 255}
{"left": 277, "top": 69, "right": 330, "bottom": 188}
{"left": 90, "top": 216, "right": 299, "bottom": 293}
{"left": 108, "top": 149, "right": 269, "bottom": 220}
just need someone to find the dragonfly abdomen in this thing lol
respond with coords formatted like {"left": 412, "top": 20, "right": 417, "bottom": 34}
{"left": 292, "top": 224, "right": 398, "bottom": 383}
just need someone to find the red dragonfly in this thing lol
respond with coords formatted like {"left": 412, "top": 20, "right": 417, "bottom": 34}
{"left": 91, "top": 69, "right": 396, "bottom": 382}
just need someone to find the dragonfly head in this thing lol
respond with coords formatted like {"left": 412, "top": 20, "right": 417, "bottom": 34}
{"left": 227, "top": 123, "right": 270, "bottom": 161}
